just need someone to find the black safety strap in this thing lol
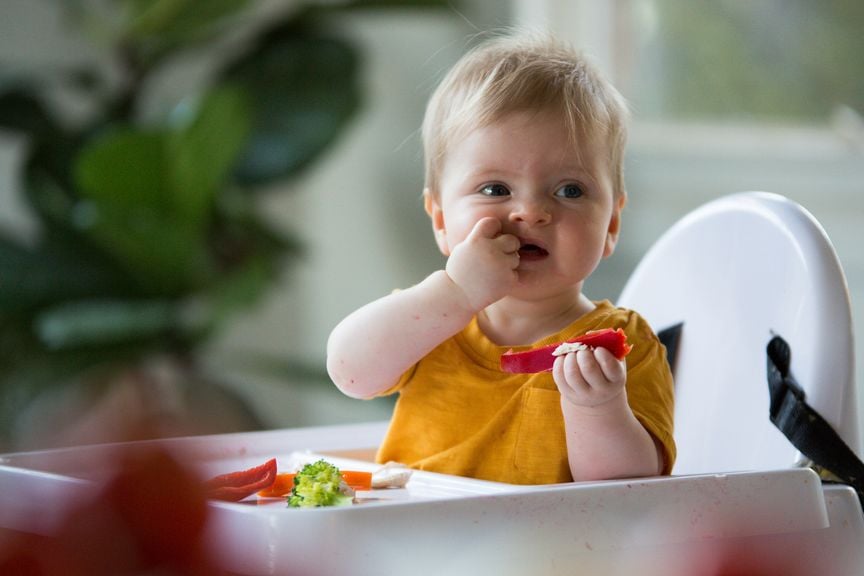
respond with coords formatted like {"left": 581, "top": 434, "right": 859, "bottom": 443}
{"left": 657, "top": 322, "right": 684, "bottom": 376}
{"left": 767, "top": 334, "right": 864, "bottom": 507}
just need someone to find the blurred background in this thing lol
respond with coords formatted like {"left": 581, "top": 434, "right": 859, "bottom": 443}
{"left": 0, "top": 0, "right": 862, "bottom": 452}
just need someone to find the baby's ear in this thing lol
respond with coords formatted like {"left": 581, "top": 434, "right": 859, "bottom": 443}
{"left": 603, "top": 193, "right": 627, "bottom": 258}
{"left": 423, "top": 188, "right": 450, "bottom": 256}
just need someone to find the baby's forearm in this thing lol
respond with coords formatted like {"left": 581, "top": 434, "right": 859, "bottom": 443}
{"left": 560, "top": 393, "right": 662, "bottom": 481}
{"left": 327, "top": 270, "right": 476, "bottom": 399}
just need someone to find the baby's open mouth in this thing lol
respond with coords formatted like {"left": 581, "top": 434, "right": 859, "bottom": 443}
{"left": 518, "top": 243, "right": 549, "bottom": 260}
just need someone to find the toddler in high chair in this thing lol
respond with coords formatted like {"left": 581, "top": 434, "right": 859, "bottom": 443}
{"left": 327, "top": 31, "right": 675, "bottom": 484}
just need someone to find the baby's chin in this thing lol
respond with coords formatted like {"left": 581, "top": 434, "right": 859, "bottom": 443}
{"left": 510, "top": 272, "right": 578, "bottom": 297}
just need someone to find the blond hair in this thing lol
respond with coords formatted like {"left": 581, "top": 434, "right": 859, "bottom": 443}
{"left": 422, "top": 31, "right": 630, "bottom": 199}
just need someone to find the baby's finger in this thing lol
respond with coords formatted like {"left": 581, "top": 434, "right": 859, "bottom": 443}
{"left": 505, "top": 251, "right": 520, "bottom": 270}
{"left": 494, "top": 233, "right": 521, "bottom": 254}
{"left": 594, "top": 347, "right": 626, "bottom": 382}
{"left": 553, "top": 353, "right": 588, "bottom": 393}
{"left": 468, "top": 217, "right": 502, "bottom": 240}
{"left": 552, "top": 355, "right": 575, "bottom": 401}
{"left": 575, "top": 349, "right": 607, "bottom": 385}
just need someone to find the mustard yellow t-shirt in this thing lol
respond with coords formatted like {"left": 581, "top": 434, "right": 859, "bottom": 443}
{"left": 374, "top": 300, "right": 676, "bottom": 484}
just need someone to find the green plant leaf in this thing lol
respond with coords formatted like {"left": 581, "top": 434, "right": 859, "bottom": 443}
{"left": 0, "top": 83, "right": 56, "bottom": 137}
{"left": 77, "top": 128, "right": 170, "bottom": 208}
{"left": 73, "top": 87, "right": 251, "bottom": 294}
{"left": 21, "top": 132, "right": 84, "bottom": 234}
{"left": 74, "top": 129, "right": 210, "bottom": 293}
{"left": 0, "top": 232, "right": 132, "bottom": 313}
{"left": 204, "top": 255, "right": 275, "bottom": 328}
{"left": 213, "top": 187, "right": 305, "bottom": 265}
{"left": 34, "top": 299, "right": 183, "bottom": 350}
{"left": 168, "top": 85, "right": 252, "bottom": 224}
{"left": 223, "top": 29, "right": 361, "bottom": 185}
{"left": 340, "top": 0, "right": 453, "bottom": 8}
{"left": 127, "top": 0, "right": 251, "bottom": 43}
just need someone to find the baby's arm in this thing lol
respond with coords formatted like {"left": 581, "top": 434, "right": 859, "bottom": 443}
{"left": 553, "top": 349, "right": 662, "bottom": 480}
{"left": 327, "top": 217, "right": 519, "bottom": 399}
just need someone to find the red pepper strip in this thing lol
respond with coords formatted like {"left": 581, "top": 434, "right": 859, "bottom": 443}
{"left": 500, "top": 328, "right": 632, "bottom": 374}
{"left": 204, "top": 458, "right": 278, "bottom": 502}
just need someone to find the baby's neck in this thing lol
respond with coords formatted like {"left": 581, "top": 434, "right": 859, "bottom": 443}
{"left": 478, "top": 293, "right": 595, "bottom": 347}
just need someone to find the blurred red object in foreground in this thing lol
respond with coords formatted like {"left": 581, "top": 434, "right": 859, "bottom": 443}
{"left": 0, "top": 447, "right": 234, "bottom": 576}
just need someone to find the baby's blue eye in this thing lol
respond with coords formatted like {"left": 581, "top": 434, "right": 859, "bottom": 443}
{"left": 481, "top": 183, "right": 510, "bottom": 197}
{"left": 555, "top": 184, "right": 584, "bottom": 199}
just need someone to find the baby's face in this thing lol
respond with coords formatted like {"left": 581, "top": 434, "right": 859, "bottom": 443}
{"left": 427, "top": 109, "right": 624, "bottom": 298}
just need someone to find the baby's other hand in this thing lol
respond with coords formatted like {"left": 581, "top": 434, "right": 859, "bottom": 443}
{"left": 552, "top": 347, "right": 626, "bottom": 408}
{"left": 446, "top": 217, "right": 520, "bottom": 311}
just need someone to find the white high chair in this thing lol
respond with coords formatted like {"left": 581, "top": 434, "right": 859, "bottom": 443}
{"left": 2, "top": 191, "right": 863, "bottom": 575}
{"left": 617, "top": 191, "right": 860, "bottom": 475}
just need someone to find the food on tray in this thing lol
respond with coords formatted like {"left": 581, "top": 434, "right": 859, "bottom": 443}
{"left": 257, "top": 469, "right": 374, "bottom": 498}
{"left": 288, "top": 459, "right": 353, "bottom": 508}
{"left": 257, "top": 472, "right": 298, "bottom": 498}
{"left": 499, "top": 328, "right": 632, "bottom": 373}
{"left": 207, "top": 457, "right": 413, "bottom": 506}
{"left": 204, "top": 457, "right": 277, "bottom": 501}
{"left": 342, "top": 470, "right": 374, "bottom": 491}
{"left": 371, "top": 462, "right": 413, "bottom": 489}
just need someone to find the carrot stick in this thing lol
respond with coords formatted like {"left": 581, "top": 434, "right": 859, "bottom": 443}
{"left": 257, "top": 472, "right": 296, "bottom": 498}
{"left": 341, "top": 470, "right": 372, "bottom": 491}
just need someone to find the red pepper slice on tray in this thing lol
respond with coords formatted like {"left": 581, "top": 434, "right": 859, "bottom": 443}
{"left": 500, "top": 328, "right": 632, "bottom": 373}
{"left": 204, "top": 457, "right": 277, "bottom": 501}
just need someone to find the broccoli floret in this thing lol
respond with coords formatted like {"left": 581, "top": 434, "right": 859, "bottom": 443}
{"left": 287, "top": 459, "right": 352, "bottom": 508}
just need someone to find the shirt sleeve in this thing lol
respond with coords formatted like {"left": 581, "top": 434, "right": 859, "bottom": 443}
{"left": 374, "top": 362, "right": 418, "bottom": 397}
{"left": 621, "top": 310, "right": 677, "bottom": 474}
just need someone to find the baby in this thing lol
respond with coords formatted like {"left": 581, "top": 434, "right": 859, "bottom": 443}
{"left": 327, "top": 31, "right": 675, "bottom": 484}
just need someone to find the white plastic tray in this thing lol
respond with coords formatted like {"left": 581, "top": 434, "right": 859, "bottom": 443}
{"left": 1, "top": 421, "right": 861, "bottom": 575}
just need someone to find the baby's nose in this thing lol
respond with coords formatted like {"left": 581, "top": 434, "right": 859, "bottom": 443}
{"left": 509, "top": 197, "right": 551, "bottom": 225}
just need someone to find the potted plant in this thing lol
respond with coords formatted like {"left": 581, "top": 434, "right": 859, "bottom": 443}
{"left": 0, "top": 0, "right": 446, "bottom": 449}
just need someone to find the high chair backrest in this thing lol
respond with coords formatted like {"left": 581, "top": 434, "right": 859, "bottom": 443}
{"left": 618, "top": 192, "right": 859, "bottom": 475}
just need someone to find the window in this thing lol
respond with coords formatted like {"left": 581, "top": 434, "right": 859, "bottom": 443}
{"left": 514, "top": 0, "right": 864, "bottom": 424}
{"left": 619, "top": 0, "right": 864, "bottom": 124}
